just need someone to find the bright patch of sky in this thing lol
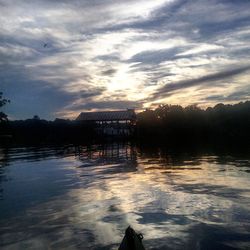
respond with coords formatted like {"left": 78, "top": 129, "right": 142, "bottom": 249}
{"left": 0, "top": 0, "right": 250, "bottom": 119}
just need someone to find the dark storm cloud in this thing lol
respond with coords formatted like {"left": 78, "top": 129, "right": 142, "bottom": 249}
{"left": 152, "top": 65, "right": 250, "bottom": 99}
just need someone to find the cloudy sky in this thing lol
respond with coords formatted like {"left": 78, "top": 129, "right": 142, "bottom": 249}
{"left": 1, "top": 0, "right": 250, "bottom": 120}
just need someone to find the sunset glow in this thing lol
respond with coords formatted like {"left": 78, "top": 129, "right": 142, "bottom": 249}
{"left": 1, "top": 0, "right": 250, "bottom": 119}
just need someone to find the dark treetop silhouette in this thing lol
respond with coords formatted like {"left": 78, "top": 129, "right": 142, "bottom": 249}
{"left": 137, "top": 101, "right": 250, "bottom": 144}
{"left": 1, "top": 100, "right": 250, "bottom": 145}
{"left": 0, "top": 92, "right": 10, "bottom": 123}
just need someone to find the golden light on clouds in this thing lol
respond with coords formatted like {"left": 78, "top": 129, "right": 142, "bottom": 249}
{"left": 1, "top": 0, "right": 250, "bottom": 119}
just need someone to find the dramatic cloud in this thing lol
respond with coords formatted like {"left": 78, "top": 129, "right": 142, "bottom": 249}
{"left": 0, "top": 0, "right": 250, "bottom": 119}
{"left": 152, "top": 65, "right": 250, "bottom": 100}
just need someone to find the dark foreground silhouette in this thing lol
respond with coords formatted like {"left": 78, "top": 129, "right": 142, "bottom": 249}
{"left": 0, "top": 101, "right": 250, "bottom": 145}
{"left": 137, "top": 101, "right": 250, "bottom": 144}
{"left": 119, "top": 226, "right": 145, "bottom": 250}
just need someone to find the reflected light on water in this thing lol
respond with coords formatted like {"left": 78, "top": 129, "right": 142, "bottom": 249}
{"left": 0, "top": 143, "right": 250, "bottom": 249}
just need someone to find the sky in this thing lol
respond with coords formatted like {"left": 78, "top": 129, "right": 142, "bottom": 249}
{"left": 0, "top": 0, "right": 250, "bottom": 120}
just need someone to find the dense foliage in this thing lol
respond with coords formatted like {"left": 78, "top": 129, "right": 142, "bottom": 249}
{"left": 8, "top": 118, "right": 95, "bottom": 144}
{"left": 137, "top": 101, "right": 250, "bottom": 144}
{"left": 0, "top": 92, "right": 10, "bottom": 123}
{"left": 1, "top": 100, "right": 250, "bottom": 145}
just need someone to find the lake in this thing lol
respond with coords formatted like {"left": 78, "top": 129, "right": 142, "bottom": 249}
{"left": 0, "top": 143, "right": 250, "bottom": 249}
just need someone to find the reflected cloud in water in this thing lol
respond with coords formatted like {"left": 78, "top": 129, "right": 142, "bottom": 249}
{"left": 0, "top": 143, "right": 250, "bottom": 249}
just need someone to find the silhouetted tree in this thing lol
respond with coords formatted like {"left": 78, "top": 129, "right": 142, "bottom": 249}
{"left": 137, "top": 101, "right": 250, "bottom": 144}
{"left": 33, "top": 115, "right": 40, "bottom": 120}
{"left": 2, "top": 99, "right": 250, "bottom": 145}
{"left": 0, "top": 92, "right": 10, "bottom": 123}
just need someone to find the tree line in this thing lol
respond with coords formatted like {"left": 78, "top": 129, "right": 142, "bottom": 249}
{"left": 137, "top": 101, "right": 250, "bottom": 144}
{"left": 0, "top": 93, "right": 95, "bottom": 143}
{"left": 1, "top": 91, "right": 250, "bottom": 144}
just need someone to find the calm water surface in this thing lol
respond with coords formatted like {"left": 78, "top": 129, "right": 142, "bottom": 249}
{"left": 0, "top": 143, "right": 250, "bottom": 250}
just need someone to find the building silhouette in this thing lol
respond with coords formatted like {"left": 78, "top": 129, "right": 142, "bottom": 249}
{"left": 76, "top": 109, "right": 136, "bottom": 136}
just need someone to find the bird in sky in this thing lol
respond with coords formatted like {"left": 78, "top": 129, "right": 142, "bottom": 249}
{"left": 43, "top": 43, "right": 48, "bottom": 48}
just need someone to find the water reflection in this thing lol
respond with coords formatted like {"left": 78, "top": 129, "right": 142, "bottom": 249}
{"left": 0, "top": 143, "right": 250, "bottom": 249}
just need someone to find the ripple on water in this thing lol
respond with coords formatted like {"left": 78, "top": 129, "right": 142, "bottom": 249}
{"left": 0, "top": 144, "right": 250, "bottom": 249}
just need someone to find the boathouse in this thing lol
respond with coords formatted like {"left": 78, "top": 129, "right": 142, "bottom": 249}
{"left": 76, "top": 109, "right": 136, "bottom": 136}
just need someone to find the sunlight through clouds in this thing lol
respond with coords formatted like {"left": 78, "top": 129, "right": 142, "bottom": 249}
{"left": 0, "top": 0, "right": 250, "bottom": 119}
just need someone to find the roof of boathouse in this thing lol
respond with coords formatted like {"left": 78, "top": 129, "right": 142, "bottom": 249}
{"left": 76, "top": 109, "right": 136, "bottom": 121}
